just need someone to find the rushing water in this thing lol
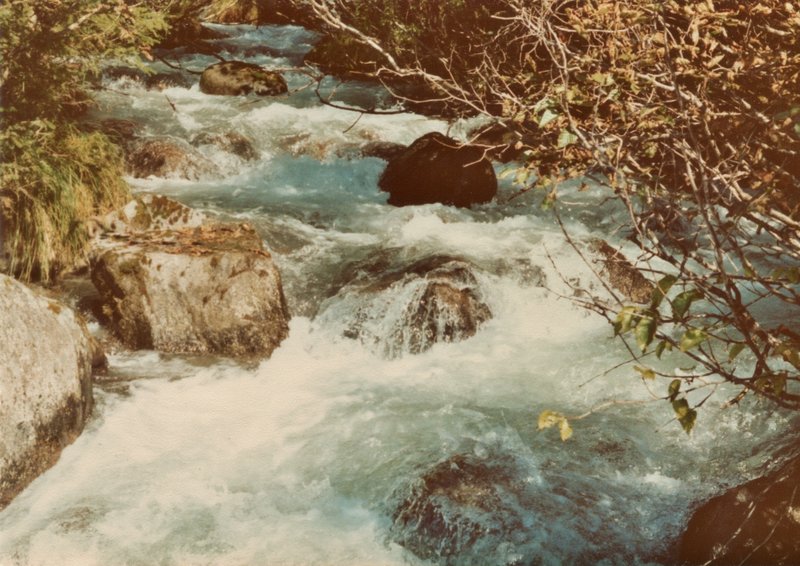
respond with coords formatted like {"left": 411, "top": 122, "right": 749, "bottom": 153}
{"left": 1, "top": 24, "right": 799, "bottom": 566}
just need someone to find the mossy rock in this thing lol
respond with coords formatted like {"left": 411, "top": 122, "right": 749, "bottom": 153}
{"left": 199, "top": 61, "right": 287, "bottom": 97}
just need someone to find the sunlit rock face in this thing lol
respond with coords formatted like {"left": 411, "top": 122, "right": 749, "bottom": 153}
{"left": 0, "top": 275, "right": 93, "bottom": 509}
{"left": 680, "top": 453, "right": 800, "bottom": 565}
{"left": 91, "top": 222, "right": 290, "bottom": 358}
{"left": 379, "top": 132, "right": 497, "bottom": 207}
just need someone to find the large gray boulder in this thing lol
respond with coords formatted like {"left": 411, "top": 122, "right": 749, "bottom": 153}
{"left": 0, "top": 275, "right": 93, "bottom": 509}
{"left": 378, "top": 132, "right": 497, "bottom": 207}
{"left": 199, "top": 61, "right": 288, "bottom": 97}
{"left": 91, "top": 221, "right": 290, "bottom": 357}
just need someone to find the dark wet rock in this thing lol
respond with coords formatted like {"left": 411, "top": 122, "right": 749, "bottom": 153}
{"left": 199, "top": 61, "right": 288, "bottom": 97}
{"left": 91, "top": 223, "right": 290, "bottom": 357}
{"left": 126, "top": 136, "right": 218, "bottom": 180}
{"left": 391, "top": 454, "right": 529, "bottom": 564}
{"left": 190, "top": 131, "right": 259, "bottom": 161}
{"left": 590, "top": 240, "right": 654, "bottom": 304}
{"left": 360, "top": 141, "right": 407, "bottom": 161}
{"left": 102, "top": 67, "right": 189, "bottom": 90}
{"left": 144, "top": 71, "right": 191, "bottom": 90}
{"left": 0, "top": 274, "right": 93, "bottom": 509}
{"left": 318, "top": 255, "right": 491, "bottom": 358}
{"left": 680, "top": 454, "right": 800, "bottom": 565}
{"left": 103, "top": 65, "right": 147, "bottom": 83}
{"left": 378, "top": 132, "right": 497, "bottom": 207}
{"left": 97, "top": 119, "right": 142, "bottom": 146}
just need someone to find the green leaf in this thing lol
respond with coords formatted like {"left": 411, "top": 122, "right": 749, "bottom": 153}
{"left": 635, "top": 365, "right": 656, "bottom": 380}
{"left": 728, "top": 343, "right": 746, "bottom": 362}
{"left": 680, "top": 329, "right": 708, "bottom": 352}
{"left": 679, "top": 409, "right": 697, "bottom": 434}
{"left": 668, "top": 379, "right": 681, "bottom": 401}
{"left": 539, "top": 108, "right": 559, "bottom": 127}
{"left": 635, "top": 313, "right": 657, "bottom": 352}
{"left": 671, "top": 397, "right": 690, "bottom": 418}
{"left": 613, "top": 306, "right": 641, "bottom": 335}
{"left": 557, "top": 129, "right": 578, "bottom": 148}
{"left": 655, "top": 340, "right": 671, "bottom": 359}
{"left": 650, "top": 275, "right": 677, "bottom": 309}
{"left": 672, "top": 289, "right": 702, "bottom": 320}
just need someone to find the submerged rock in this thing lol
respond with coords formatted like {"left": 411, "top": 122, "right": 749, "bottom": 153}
{"left": 91, "top": 222, "right": 290, "bottom": 357}
{"left": 391, "top": 454, "right": 529, "bottom": 564}
{"left": 126, "top": 136, "right": 218, "bottom": 180}
{"left": 318, "top": 255, "right": 491, "bottom": 358}
{"left": 378, "top": 132, "right": 497, "bottom": 207}
{"left": 199, "top": 61, "right": 288, "bottom": 97}
{"left": 680, "top": 453, "right": 800, "bottom": 565}
{"left": 0, "top": 275, "right": 93, "bottom": 509}
{"left": 190, "top": 131, "right": 259, "bottom": 161}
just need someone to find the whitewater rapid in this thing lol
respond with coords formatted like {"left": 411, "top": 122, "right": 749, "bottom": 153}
{"left": 1, "top": 23, "right": 798, "bottom": 566}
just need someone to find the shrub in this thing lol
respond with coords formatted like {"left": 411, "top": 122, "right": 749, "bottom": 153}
{"left": 297, "top": 0, "right": 800, "bottom": 420}
{"left": 0, "top": 0, "right": 169, "bottom": 281}
{"left": 0, "top": 122, "right": 130, "bottom": 280}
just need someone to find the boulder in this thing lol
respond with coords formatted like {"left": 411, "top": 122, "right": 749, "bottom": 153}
{"left": 360, "top": 140, "right": 407, "bottom": 161}
{"left": 190, "top": 131, "right": 259, "bottom": 161}
{"left": 144, "top": 71, "right": 191, "bottom": 91}
{"left": 590, "top": 240, "right": 654, "bottom": 304}
{"left": 91, "top": 222, "right": 290, "bottom": 357}
{"left": 91, "top": 194, "right": 207, "bottom": 239}
{"left": 378, "top": 132, "right": 497, "bottom": 207}
{"left": 97, "top": 118, "right": 142, "bottom": 146}
{"left": 199, "top": 61, "right": 288, "bottom": 97}
{"left": 680, "top": 454, "right": 800, "bottom": 565}
{"left": 318, "top": 255, "right": 491, "bottom": 358}
{"left": 391, "top": 454, "right": 527, "bottom": 564}
{"left": 126, "top": 136, "right": 217, "bottom": 180}
{"left": 0, "top": 274, "right": 93, "bottom": 509}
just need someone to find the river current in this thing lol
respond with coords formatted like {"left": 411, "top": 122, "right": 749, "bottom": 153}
{"left": 1, "top": 23, "right": 797, "bottom": 566}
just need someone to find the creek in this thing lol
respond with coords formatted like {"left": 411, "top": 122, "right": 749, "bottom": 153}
{"left": 1, "top": 23, "right": 797, "bottom": 566}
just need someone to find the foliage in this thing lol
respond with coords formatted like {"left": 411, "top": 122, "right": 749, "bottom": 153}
{"left": 0, "top": 0, "right": 170, "bottom": 280}
{"left": 0, "top": 0, "right": 168, "bottom": 122}
{"left": 295, "top": 0, "right": 800, "bottom": 428}
{"left": 1, "top": 122, "right": 130, "bottom": 280}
